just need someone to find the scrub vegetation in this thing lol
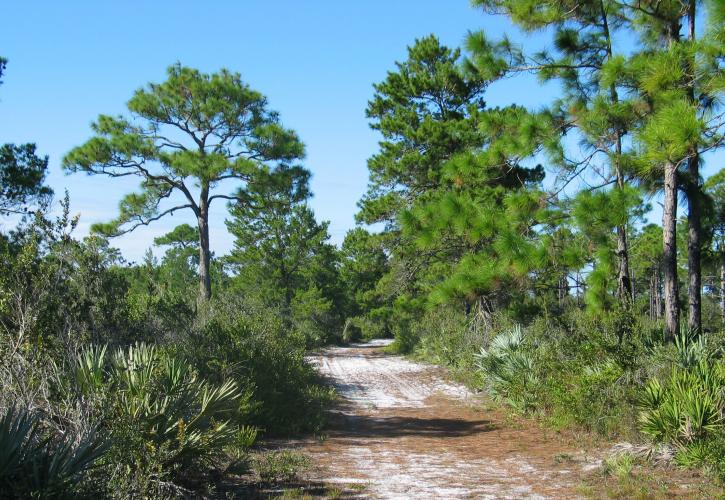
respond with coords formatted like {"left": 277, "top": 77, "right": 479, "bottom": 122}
{"left": 1, "top": 0, "right": 724, "bottom": 496}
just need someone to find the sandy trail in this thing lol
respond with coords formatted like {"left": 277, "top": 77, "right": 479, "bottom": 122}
{"left": 289, "top": 340, "right": 600, "bottom": 499}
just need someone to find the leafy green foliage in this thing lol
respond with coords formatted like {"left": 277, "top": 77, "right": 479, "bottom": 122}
{"left": 63, "top": 63, "right": 308, "bottom": 299}
{"left": 253, "top": 450, "right": 311, "bottom": 484}
{"left": 1, "top": 3, "right": 724, "bottom": 496}
{"left": 226, "top": 167, "right": 343, "bottom": 346}
{"left": 0, "top": 144, "right": 53, "bottom": 215}
{"left": 360, "top": 35, "right": 488, "bottom": 227}
{"left": 638, "top": 335, "right": 724, "bottom": 446}
{"left": 111, "top": 344, "right": 241, "bottom": 466}
{"left": 63, "top": 342, "right": 247, "bottom": 495}
{"left": 573, "top": 186, "right": 647, "bottom": 312}
{"left": 185, "top": 300, "right": 336, "bottom": 435}
{"left": 475, "top": 326, "right": 540, "bottom": 411}
{"left": 0, "top": 192, "right": 333, "bottom": 496}
{"left": 0, "top": 407, "right": 106, "bottom": 498}
{"left": 0, "top": 60, "right": 53, "bottom": 217}
{"left": 339, "top": 228, "right": 390, "bottom": 340}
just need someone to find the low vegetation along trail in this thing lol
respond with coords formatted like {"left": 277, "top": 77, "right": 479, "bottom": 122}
{"left": 288, "top": 339, "right": 601, "bottom": 499}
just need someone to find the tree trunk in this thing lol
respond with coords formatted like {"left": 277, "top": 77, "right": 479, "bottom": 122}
{"left": 649, "top": 265, "right": 664, "bottom": 321}
{"left": 721, "top": 254, "right": 725, "bottom": 323}
{"left": 663, "top": 161, "right": 679, "bottom": 340}
{"left": 613, "top": 128, "right": 632, "bottom": 304}
{"left": 600, "top": 0, "right": 633, "bottom": 305}
{"left": 558, "top": 274, "right": 568, "bottom": 306}
{"left": 615, "top": 216, "right": 633, "bottom": 302}
{"left": 685, "top": 0, "right": 702, "bottom": 333}
{"left": 686, "top": 155, "right": 702, "bottom": 332}
{"left": 197, "top": 188, "right": 212, "bottom": 301}
{"left": 649, "top": 273, "right": 656, "bottom": 320}
{"left": 470, "top": 296, "right": 493, "bottom": 346}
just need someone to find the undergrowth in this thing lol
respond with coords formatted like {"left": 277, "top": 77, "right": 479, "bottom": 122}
{"left": 397, "top": 305, "right": 725, "bottom": 486}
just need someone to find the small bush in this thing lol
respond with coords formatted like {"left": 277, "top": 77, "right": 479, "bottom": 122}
{"left": 183, "top": 300, "right": 335, "bottom": 435}
{"left": 0, "top": 407, "right": 106, "bottom": 498}
{"left": 254, "top": 450, "right": 310, "bottom": 484}
{"left": 638, "top": 360, "right": 723, "bottom": 445}
{"left": 602, "top": 452, "right": 636, "bottom": 479}
{"left": 73, "top": 342, "right": 244, "bottom": 494}
{"left": 674, "top": 433, "right": 725, "bottom": 482}
{"left": 474, "top": 325, "right": 541, "bottom": 412}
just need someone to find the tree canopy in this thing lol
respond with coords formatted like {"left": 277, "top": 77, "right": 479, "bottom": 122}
{"left": 63, "top": 64, "right": 308, "bottom": 300}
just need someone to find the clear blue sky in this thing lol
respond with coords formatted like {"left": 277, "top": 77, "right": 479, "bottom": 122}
{"left": 1, "top": 1, "right": 720, "bottom": 261}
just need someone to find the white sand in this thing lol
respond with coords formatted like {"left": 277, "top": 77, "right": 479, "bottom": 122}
{"left": 308, "top": 343, "right": 472, "bottom": 409}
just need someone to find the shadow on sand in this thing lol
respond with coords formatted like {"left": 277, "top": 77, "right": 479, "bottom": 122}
{"left": 327, "top": 413, "right": 496, "bottom": 439}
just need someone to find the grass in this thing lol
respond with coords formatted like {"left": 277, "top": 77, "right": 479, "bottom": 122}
{"left": 253, "top": 450, "right": 311, "bottom": 484}
{"left": 347, "top": 482, "right": 368, "bottom": 491}
{"left": 602, "top": 452, "right": 636, "bottom": 479}
{"left": 279, "top": 488, "right": 313, "bottom": 499}
{"left": 580, "top": 452, "right": 725, "bottom": 499}
{"left": 325, "top": 486, "right": 343, "bottom": 498}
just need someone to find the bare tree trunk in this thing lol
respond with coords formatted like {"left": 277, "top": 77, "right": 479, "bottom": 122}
{"left": 615, "top": 212, "right": 633, "bottom": 302}
{"left": 721, "top": 255, "right": 725, "bottom": 323}
{"left": 686, "top": 156, "right": 702, "bottom": 332}
{"left": 576, "top": 272, "right": 583, "bottom": 307}
{"left": 558, "top": 274, "right": 568, "bottom": 306}
{"left": 470, "top": 296, "right": 493, "bottom": 347}
{"left": 685, "top": 1, "right": 702, "bottom": 333}
{"left": 663, "top": 162, "right": 679, "bottom": 340}
{"left": 615, "top": 160, "right": 633, "bottom": 303}
{"left": 649, "top": 274, "right": 656, "bottom": 320}
{"left": 197, "top": 187, "right": 212, "bottom": 301}
{"left": 601, "top": 0, "right": 633, "bottom": 305}
{"left": 655, "top": 265, "right": 663, "bottom": 320}
{"left": 613, "top": 124, "right": 632, "bottom": 304}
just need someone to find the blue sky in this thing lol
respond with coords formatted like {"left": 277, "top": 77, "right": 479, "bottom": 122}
{"left": 1, "top": 1, "right": 720, "bottom": 261}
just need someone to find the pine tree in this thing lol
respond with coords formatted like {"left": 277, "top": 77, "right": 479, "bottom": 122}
{"left": 360, "top": 35, "right": 488, "bottom": 228}
{"left": 63, "top": 64, "right": 307, "bottom": 301}
{"left": 339, "top": 228, "right": 389, "bottom": 320}
{"left": 469, "top": 0, "right": 644, "bottom": 306}
{"left": 0, "top": 58, "right": 53, "bottom": 215}
{"left": 225, "top": 166, "right": 341, "bottom": 338}
{"left": 703, "top": 169, "right": 725, "bottom": 323}
{"left": 359, "top": 35, "right": 492, "bottom": 318}
{"left": 153, "top": 224, "right": 200, "bottom": 296}
{"left": 471, "top": 0, "right": 724, "bottom": 336}
{"left": 400, "top": 105, "right": 549, "bottom": 332}
{"left": 572, "top": 186, "right": 646, "bottom": 312}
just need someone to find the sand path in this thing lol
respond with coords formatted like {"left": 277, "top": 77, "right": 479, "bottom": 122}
{"left": 281, "top": 339, "right": 601, "bottom": 499}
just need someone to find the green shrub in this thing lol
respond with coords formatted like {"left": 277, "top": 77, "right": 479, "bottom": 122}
{"left": 73, "top": 342, "right": 244, "bottom": 494}
{"left": 182, "top": 299, "right": 335, "bottom": 435}
{"left": 638, "top": 359, "right": 724, "bottom": 446}
{"left": 417, "top": 307, "right": 480, "bottom": 369}
{"left": 474, "top": 325, "right": 541, "bottom": 412}
{"left": 548, "top": 360, "right": 635, "bottom": 435}
{"left": 634, "top": 331, "right": 725, "bottom": 481}
{"left": 290, "top": 286, "right": 337, "bottom": 347}
{"left": 673, "top": 329, "right": 709, "bottom": 369}
{"left": 341, "top": 318, "right": 363, "bottom": 343}
{"left": 674, "top": 432, "right": 725, "bottom": 482}
{"left": 111, "top": 344, "right": 241, "bottom": 467}
{"left": 602, "top": 452, "right": 636, "bottom": 479}
{"left": 0, "top": 407, "right": 106, "bottom": 498}
{"left": 254, "top": 450, "right": 310, "bottom": 483}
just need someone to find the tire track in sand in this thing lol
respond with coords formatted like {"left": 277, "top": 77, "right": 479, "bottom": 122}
{"left": 289, "top": 339, "right": 601, "bottom": 499}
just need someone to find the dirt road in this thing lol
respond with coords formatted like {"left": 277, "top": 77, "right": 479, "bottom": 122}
{"left": 289, "top": 339, "right": 601, "bottom": 499}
